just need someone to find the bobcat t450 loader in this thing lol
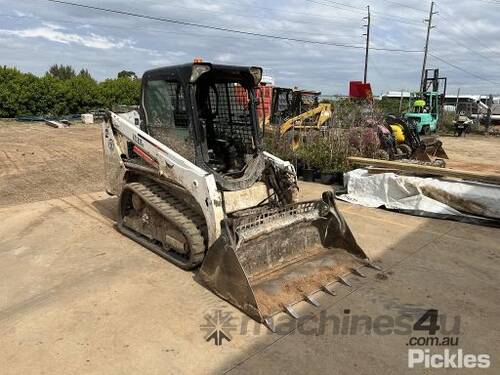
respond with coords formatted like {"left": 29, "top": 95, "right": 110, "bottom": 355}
{"left": 102, "top": 62, "right": 376, "bottom": 328}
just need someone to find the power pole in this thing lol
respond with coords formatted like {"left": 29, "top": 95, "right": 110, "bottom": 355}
{"left": 485, "top": 94, "right": 493, "bottom": 135}
{"left": 420, "top": 1, "right": 437, "bottom": 92}
{"left": 455, "top": 88, "right": 460, "bottom": 115}
{"left": 399, "top": 89, "right": 404, "bottom": 113}
{"left": 363, "top": 6, "right": 370, "bottom": 84}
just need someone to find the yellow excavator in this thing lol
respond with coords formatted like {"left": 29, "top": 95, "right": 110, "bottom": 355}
{"left": 266, "top": 87, "right": 332, "bottom": 149}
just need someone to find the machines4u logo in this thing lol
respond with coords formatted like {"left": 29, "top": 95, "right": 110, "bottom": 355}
{"left": 200, "top": 309, "right": 238, "bottom": 346}
{"left": 406, "top": 309, "right": 491, "bottom": 369}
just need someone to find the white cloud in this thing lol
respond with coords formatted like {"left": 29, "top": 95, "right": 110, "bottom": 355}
{"left": 0, "top": 24, "right": 132, "bottom": 49}
{"left": 13, "top": 10, "right": 31, "bottom": 18}
{"left": 214, "top": 53, "right": 235, "bottom": 63}
{"left": 149, "top": 58, "right": 174, "bottom": 66}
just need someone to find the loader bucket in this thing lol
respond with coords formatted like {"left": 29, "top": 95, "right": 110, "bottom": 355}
{"left": 414, "top": 137, "right": 448, "bottom": 162}
{"left": 199, "top": 191, "right": 373, "bottom": 326}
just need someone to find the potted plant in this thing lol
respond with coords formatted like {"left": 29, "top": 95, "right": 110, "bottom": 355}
{"left": 316, "top": 130, "right": 350, "bottom": 185}
{"left": 295, "top": 158, "right": 305, "bottom": 178}
{"left": 320, "top": 156, "right": 348, "bottom": 185}
{"left": 296, "top": 142, "right": 316, "bottom": 182}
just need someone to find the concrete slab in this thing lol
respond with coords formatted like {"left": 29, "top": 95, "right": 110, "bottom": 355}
{"left": 0, "top": 187, "right": 498, "bottom": 374}
{"left": 226, "top": 222, "right": 500, "bottom": 375}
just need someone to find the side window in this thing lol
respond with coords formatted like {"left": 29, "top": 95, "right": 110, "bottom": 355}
{"left": 143, "top": 80, "right": 195, "bottom": 162}
{"left": 278, "top": 91, "right": 290, "bottom": 112}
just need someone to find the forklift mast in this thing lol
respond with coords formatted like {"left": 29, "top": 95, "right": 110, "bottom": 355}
{"left": 423, "top": 69, "right": 447, "bottom": 101}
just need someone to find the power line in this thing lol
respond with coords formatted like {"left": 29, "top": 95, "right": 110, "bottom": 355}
{"left": 104, "top": 1, "right": 341, "bottom": 33}
{"left": 0, "top": 12, "right": 360, "bottom": 45}
{"left": 435, "top": 5, "right": 498, "bottom": 56}
{"left": 123, "top": 0, "right": 360, "bottom": 31}
{"left": 380, "top": 0, "right": 428, "bottom": 13}
{"left": 371, "top": 12, "right": 423, "bottom": 26}
{"left": 429, "top": 53, "right": 500, "bottom": 85}
{"left": 44, "top": 0, "right": 423, "bottom": 53}
{"left": 474, "top": 0, "right": 500, "bottom": 5}
{"left": 436, "top": 31, "right": 500, "bottom": 65}
{"left": 304, "top": 0, "right": 367, "bottom": 14}
{"left": 215, "top": 0, "right": 363, "bottom": 24}
{"left": 422, "top": 4, "right": 500, "bottom": 88}
{"left": 313, "top": 0, "right": 365, "bottom": 10}
{"left": 305, "top": 0, "right": 425, "bottom": 26}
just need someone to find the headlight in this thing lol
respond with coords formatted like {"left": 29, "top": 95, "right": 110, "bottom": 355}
{"left": 190, "top": 64, "right": 211, "bottom": 82}
{"left": 249, "top": 66, "right": 263, "bottom": 85}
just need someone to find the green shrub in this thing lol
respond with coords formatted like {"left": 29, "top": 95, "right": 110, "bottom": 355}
{"left": 438, "top": 111, "right": 456, "bottom": 135}
{"left": 374, "top": 97, "right": 410, "bottom": 115}
{"left": 294, "top": 130, "right": 351, "bottom": 173}
{"left": 0, "top": 66, "right": 141, "bottom": 117}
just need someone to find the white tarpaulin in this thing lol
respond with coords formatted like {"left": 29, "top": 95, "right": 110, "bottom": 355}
{"left": 338, "top": 169, "right": 500, "bottom": 220}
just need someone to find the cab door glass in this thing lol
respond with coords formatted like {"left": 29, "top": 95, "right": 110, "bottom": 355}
{"left": 143, "top": 80, "right": 195, "bottom": 162}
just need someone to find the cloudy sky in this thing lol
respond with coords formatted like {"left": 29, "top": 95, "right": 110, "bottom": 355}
{"left": 0, "top": 0, "right": 499, "bottom": 94}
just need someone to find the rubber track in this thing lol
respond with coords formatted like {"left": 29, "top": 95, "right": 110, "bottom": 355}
{"left": 124, "top": 181, "right": 206, "bottom": 267}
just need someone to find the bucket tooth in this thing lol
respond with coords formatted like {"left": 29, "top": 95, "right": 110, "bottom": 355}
{"left": 283, "top": 304, "right": 300, "bottom": 319}
{"left": 337, "top": 275, "right": 352, "bottom": 287}
{"left": 264, "top": 317, "right": 276, "bottom": 332}
{"left": 304, "top": 294, "right": 320, "bottom": 307}
{"left": 352, "top": 268, "right": 367, "bottom": 278}
{"left": 322, "top": 284, "right": 337, "bottom": 296}
{"left": 367, "top": 262, "right": 382, "bottom": 271}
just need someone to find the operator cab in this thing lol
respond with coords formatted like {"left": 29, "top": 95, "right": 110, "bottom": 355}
{"left": 194, "top": 67, "right": 259, "bottom": 176}
{"left": 291, "top": 90, "right": 321, "bottom": 115}
{"left": 141, "top": 62, "right": 265, "bottom": 190}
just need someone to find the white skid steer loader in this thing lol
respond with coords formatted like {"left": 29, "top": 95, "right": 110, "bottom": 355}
{"left": 101, "top": 62, "right": 378, "bottom": 329}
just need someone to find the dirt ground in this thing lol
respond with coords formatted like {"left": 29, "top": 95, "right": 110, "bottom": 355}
{"left": 0, "top": 121, "right": 499, "bottom": 374}
{"left": 0, "top": 120, "right": 104, "bottom": 207}
{"left": 440, "top": 134, "right": 500, "bottom": 174}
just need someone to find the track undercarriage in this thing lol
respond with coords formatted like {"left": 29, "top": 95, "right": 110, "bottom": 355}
{"left": 118, "top": 180, "right": 206, "bottom": 269}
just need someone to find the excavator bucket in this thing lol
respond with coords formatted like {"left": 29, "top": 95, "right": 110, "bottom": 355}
{"left": 199, "top": 191, "right": 374, "bottom": 327}
{"left": 413, "top": 137, "right": 448, "bottom": 163}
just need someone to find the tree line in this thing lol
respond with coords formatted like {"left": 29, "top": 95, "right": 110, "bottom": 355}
{"left": 0, "top": 65, "right": 141, "bottom": 118}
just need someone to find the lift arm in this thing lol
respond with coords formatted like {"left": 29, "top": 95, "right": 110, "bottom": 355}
{"left": 102, "top": 111, "right": 225, "bottom": 246}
